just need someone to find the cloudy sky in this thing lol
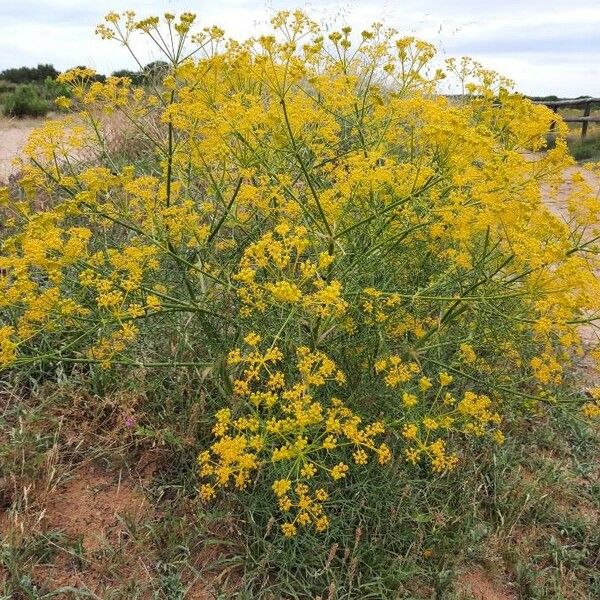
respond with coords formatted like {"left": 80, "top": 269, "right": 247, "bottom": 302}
{"left": 1, "top": 1, "right": 599, "bottom": 97}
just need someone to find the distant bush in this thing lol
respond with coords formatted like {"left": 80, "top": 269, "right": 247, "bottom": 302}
{"left": 42, "top": 76, "right": 71, "bottom": 107}
{"left": 2, "top": 85, "right": 49, "bottom": 118}
{"left": 111, "top": 62, "right": 170, "bottom": 86}
{"left": 529, "top": 94, "right": 560, "bottom": 102}
{"left": 111, "top": 68, "right": 145, "bottom": 85}
{"left": 142, "top": 60, "right": 169, "bottom": 80}
{"left": 0, "top": 63, "right": 59, "bottom": 84}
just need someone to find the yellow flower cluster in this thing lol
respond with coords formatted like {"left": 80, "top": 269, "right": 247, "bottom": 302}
{"left": 530, "top": 353, "right": 563, "bottom": 386}
{"left": 234, "top": 225, "right": 347, "bottom": 319}
{"left": 375, "top": 355, "right": 421, "bottom": 388}
{"left": 362, "top": 288, "right": 403, "bottom": 325}
{"left": 0, "top": 326, "right": 17, "bottom": 367}
{"left": 582, "top": 388, "right": 600, "bottom": 419}
{"left": 199, "top": 341, "right": 390, "bottom": 535}
{"left": 88, "top": 322, "right": 139, "bottom": 368}
{"left": 375, "top": 363, "right": 504, "bottom": 471}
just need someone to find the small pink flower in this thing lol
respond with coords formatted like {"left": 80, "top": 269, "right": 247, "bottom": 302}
{"left": 125, "top": 416, "right": 136, "bottom": 428}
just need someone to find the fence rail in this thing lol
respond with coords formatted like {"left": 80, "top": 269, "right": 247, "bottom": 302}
{"left": 532, "top": 97, "right": 600, "bottom": 138}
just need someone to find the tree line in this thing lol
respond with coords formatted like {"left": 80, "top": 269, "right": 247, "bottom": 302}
{"left": 0, "top": 61, "right": 170, "bottom": 85}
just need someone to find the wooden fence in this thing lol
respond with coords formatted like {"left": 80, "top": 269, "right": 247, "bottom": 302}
{"left": 533, "top": 97, "right": 600, "bottom": 138}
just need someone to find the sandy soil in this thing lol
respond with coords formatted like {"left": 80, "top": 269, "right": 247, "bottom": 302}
{"left": 457, "top": 568, "right": 516, "bottom": 600}
{"left": 0, "top": 116, "right": 41, "bottom": 181}
{"left": 0, "top": 461, "right": 219, "bottom": 598}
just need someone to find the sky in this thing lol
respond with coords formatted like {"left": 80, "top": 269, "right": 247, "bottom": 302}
{"left": 0, "top": 0, "right": 599, "bottom": 97}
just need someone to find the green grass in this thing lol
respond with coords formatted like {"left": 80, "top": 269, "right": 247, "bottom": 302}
{"left": 569, "top": 136, "right": 600, "bottom": 162}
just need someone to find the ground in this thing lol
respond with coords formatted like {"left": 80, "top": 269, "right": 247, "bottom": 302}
{"left": 0, "top": 116, "right": 39, "bottom": 182}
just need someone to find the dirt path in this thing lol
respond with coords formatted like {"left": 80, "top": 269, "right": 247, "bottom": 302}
{"left": 542, "top": 164, "right": 599, "bottom": 221}
{"left": 0, "top": 117, "right": 41, "bottom": 182}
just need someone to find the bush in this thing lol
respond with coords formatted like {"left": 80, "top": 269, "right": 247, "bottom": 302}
{"left": 1, "top": 9, "right": 600, "bottom": 551}
{"left": 0, "top": 80, "right": 17, "bottom": 95}
{"left": 2, "top": 84, "right": 49, "bottom": 117}
{"left": 42, "top": 76, "right": 71, "bottom": 104}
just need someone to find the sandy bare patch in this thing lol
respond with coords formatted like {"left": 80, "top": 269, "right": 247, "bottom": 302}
{"left": 34, "top": 467, "right": 152, "bottom": 595}
{"left": 1, "top": 462, "right": 222, "bottom": 598}
{"left": 0, "top": 116, "right": 43, "bottom": 181}
{"left": 457, "top": 568, "right": 516, "bottom": 600}
{"left": 0, "top": 467, "right": 154, "bottom": 596}
{"left": 41, "top": 467, "right": 148, "bottom": 551}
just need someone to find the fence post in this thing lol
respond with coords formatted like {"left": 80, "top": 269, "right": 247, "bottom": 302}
{"left": 550, "top": 106, "right": 558, "bottom": 133}
{"left": 582, "top": 101, "right": 592, "bottom": 139}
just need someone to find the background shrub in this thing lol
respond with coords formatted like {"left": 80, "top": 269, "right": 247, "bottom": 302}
{"left": 2, "top": 84, "right": 49, "bottom": 117}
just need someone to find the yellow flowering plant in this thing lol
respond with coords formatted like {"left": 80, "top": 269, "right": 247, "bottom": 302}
{"left": 1, "top": 10, "right": 599, "bottom": 538}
